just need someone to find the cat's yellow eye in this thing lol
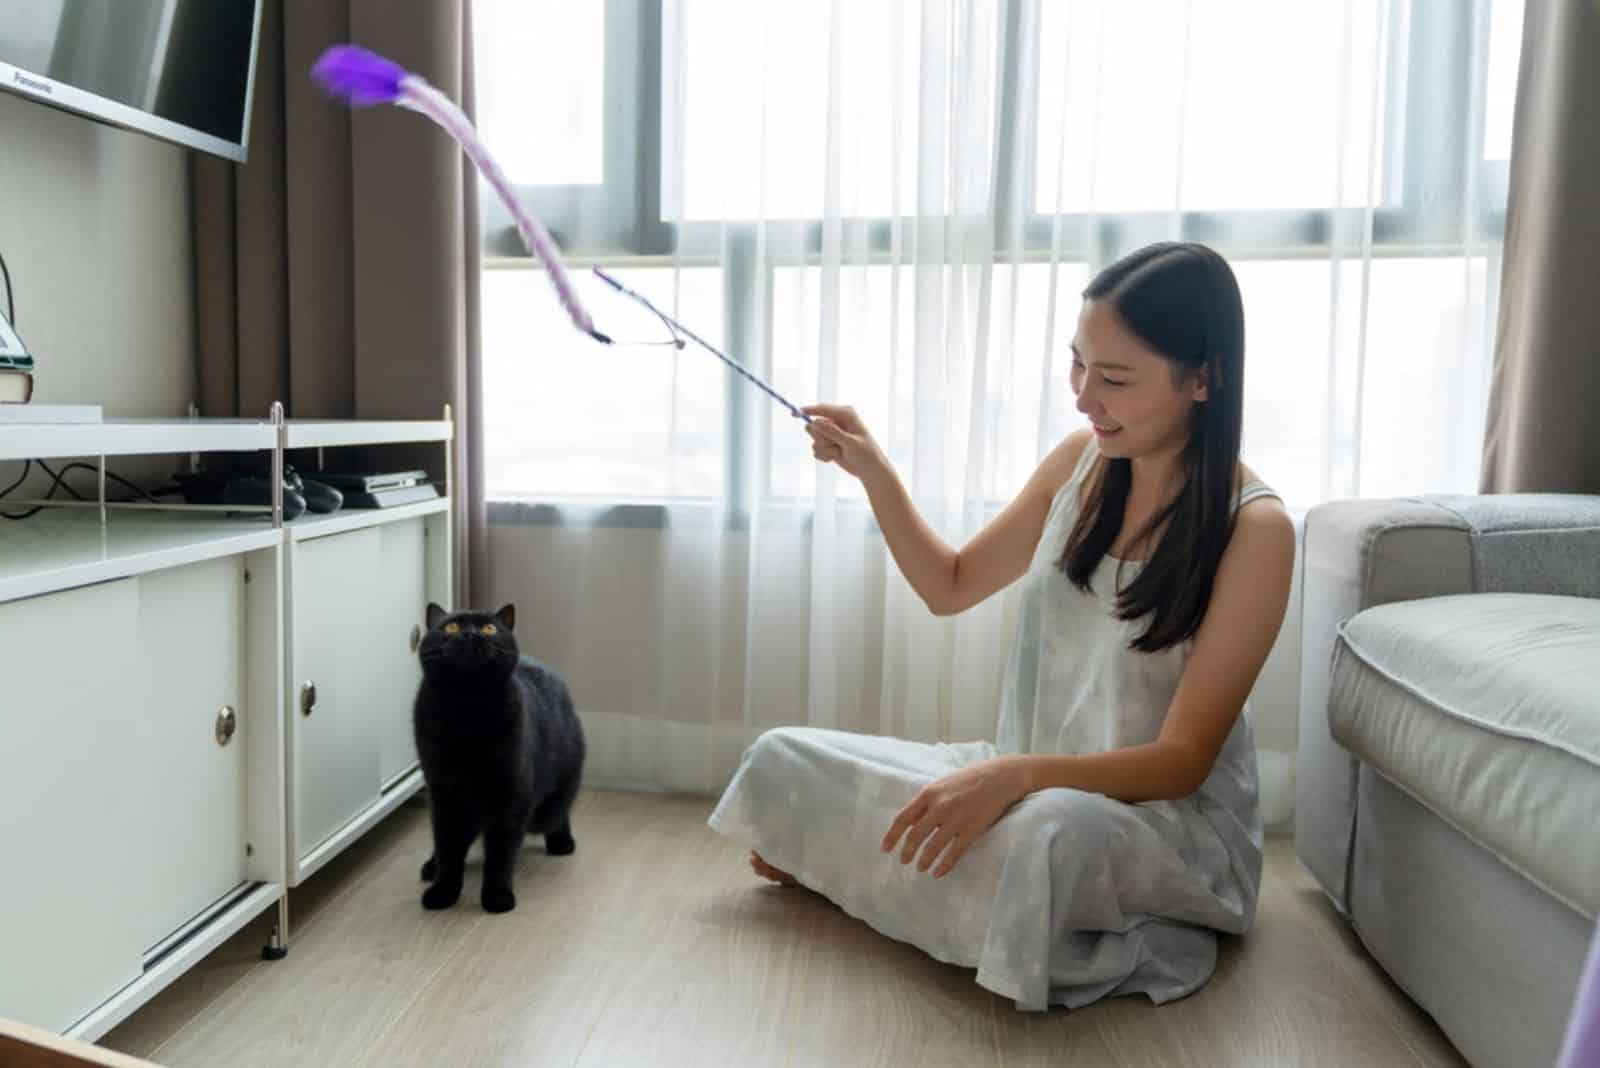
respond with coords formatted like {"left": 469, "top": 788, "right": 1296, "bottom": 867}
{"left": 481, "top": 624, "right": 497, "bottom": 635}
{"left": 443, "top": 622, "right": 460, "bottom": 634}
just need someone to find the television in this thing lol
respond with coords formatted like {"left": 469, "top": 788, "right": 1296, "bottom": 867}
{"left": 0, "top": 1, "right": 264, "bottom": 162}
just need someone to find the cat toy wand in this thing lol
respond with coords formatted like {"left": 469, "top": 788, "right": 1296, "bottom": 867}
{"left": 590, "top": 267, "right": 812, "bottom": 424}
{"left": 310, "top": 45, "right": 811, "bottom": 424}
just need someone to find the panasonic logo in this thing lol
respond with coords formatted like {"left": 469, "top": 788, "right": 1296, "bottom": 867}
{"left": 13, "top": 72, "right": 52, "bottom": 94}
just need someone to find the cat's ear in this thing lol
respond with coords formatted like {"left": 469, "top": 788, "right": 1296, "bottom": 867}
{"left": 495, "top": 604, "right": 516, "bottom": 633}
{"left": 426, "top": 602, "right": 449, "bottom": 631}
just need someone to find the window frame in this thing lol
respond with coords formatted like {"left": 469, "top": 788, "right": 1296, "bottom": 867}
{"left": 478, "top": 0, "right": 1509, "bottom": 527}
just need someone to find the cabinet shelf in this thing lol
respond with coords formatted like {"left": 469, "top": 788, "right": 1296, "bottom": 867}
{"left": 0, "top": 509, "right": 279, "bottom": 603}
{"left": 0, "top": 414, "right": 453, "bottom": 462}
{"left": 0, "top": 418, "right": 276, "bottom": 462}
{"left": 286, "top": 497, "right": 449, "bottom": 541}
{"left": 284, "top": 419, "right": 452, "bottom": 449}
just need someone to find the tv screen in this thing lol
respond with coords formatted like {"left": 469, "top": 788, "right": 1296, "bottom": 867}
{"left": 0, "top": 1, "right": 263, "bottom": 162}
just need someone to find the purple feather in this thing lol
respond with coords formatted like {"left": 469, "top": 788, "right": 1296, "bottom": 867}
{"left": 309, "top": 43, "right": 607, "bottom": 342}
{"left": 310, "top": 45, "right": 406, "bottom": 106}
{"left": 1559, "top": 923, "right": 1600, "bottom": 1067}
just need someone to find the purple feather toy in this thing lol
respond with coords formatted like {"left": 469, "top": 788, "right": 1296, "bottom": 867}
{"left": 311, "top": 44, "right": 610, "bottom": 344}
{"left": 1560, "top": 922, "right": 1600, "bottom": 1068}
{"left": 311, "top": 43, "right": 811, "bottom": 424}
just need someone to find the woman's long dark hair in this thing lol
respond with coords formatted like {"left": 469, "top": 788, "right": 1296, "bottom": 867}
{"left": 1057, "top": 242, "right": 1246, "bottom": 653}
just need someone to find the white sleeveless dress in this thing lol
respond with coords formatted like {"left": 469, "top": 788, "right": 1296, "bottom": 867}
{"left": 708, "top": 439, "right": 1280, "bottom": 1010}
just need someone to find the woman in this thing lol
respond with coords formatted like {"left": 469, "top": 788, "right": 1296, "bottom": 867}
{"left": 708, "top": 242, "right": 1296, "bottom": 1010}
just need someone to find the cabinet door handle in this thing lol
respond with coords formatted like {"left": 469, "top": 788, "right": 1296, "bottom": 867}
{"left": 215, "top": 705, "right": 237, "bottom": 747}
{"left": 410, "top": 623, "right": 423, "bottom": 653}
{"left": 300, "top": 681, "right": 317, "bottom": 717}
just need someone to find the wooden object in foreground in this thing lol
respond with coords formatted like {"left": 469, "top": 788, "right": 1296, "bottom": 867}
{"left": 0, "top": 1017, "right": 163, "bottom": 1068}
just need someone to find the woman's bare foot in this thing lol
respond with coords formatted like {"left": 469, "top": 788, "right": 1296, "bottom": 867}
{"left": 750, "top": 851, "right": 798, "bottom": 886}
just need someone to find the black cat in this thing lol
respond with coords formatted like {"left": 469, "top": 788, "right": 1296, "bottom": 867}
{"left": 413, "top": 602, "right": 586, "bottom": 913}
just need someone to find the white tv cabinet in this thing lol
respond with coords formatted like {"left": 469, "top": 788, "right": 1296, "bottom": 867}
{"left": 0, "top": 406, "right": 453, "bottom": 1042}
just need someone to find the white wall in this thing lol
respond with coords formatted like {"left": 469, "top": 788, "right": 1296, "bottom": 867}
{"left": 0, "top": 87, "right": 194, "bottom": 487}
{"left": 6, "top": 2, "right": 67, "bottom": 74}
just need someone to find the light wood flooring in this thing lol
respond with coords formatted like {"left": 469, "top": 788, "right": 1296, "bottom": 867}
{"left": 102, "top": 789, "right": 1467, "bottom": 1067}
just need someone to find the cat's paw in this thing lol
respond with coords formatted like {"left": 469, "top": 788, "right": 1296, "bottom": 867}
{"left": 420, "top": 856, "right": 437, "bottom": 882}
{"left": 422, "top": 881, "right": 461, "bottom": 910}
{"left": 545, "top": 833, "right": 576, "bottom": 857}
{"left": 481, "top": 885, "right": 517, "bottom": 914}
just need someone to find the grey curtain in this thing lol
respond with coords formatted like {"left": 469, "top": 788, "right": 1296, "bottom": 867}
{"left": 192, "top": 0, "right": 488, "bottom": 603}
{"left": 1480, "top": 0, "right": 1600, "bottom": 495}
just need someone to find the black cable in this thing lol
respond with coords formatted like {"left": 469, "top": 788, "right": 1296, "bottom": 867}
{"left": 50, "top": 461, "right": 159, "bottom": 503}
{"left": 34, "top": 460, "right": 86, "bottom": 501}
{"left": 0, "top": 460, "right": 45, "bottom": 519}
{"left": 0, "top": 459, "right": 30, "bottom": 499}
{"left": 0, "top": 245, "right": 13, "bottom": 326}
{"left": 0, "top": 458, "right": 158, "bottom": 519}
{"left": 1, "top": 459, "right": 78, "bottom": 519}
{"left": 1, "top": 460, "right": 63, "bottom": 520}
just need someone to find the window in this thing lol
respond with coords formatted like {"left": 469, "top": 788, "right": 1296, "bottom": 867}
{"left": 1232, "top": 257, "right": 1494, "bottom": 507}
{"left": 474, "top": 0, "right": 605, "bottom": 185}
{"left": 482, "top": 267, "right": 725, "bottom": 499}
{"left": 1035, "top": 1, "right": 1389, "bottom": 215}
{"left": 766, "top": 263, "right": 1091, "bottom": 501}
{"left": 1483, "top": 0, "right": 1523, "bottom": 164}
{"left": 670, "top": 1, "right": 930, "bottom": 221}
{"left": 477, "top": 0, "right": 1520, "bottom": 512}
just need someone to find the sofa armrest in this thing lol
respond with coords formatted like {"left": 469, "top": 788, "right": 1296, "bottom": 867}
{"left": 1419, "top": 494, "right": 1600, "bottom": 598}
{"left": 1294, "top": 493, "right": 1600, "bottom": 910}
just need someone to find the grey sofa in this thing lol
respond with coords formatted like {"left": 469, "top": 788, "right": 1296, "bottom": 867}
{"left": 1296, "top": 494, "right": 1600, "bottom": 1068}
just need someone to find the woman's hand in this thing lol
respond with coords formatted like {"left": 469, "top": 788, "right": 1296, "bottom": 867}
{"left": 881, "top": 757, "right": 1029, "bottom": 878}
{"left": 803, "top": 404, "right": 890, "bottom": 486}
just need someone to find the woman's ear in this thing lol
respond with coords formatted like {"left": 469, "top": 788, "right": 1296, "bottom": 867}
{"left": 1192, "top": 363, "right": 1211, "bottom": 403}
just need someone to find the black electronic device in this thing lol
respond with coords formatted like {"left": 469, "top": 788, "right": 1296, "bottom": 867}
{"left": 170, "top": 465, "right": 349, "bottom": 520}
{"left": 338, "top": 483, "right": 440, "bottom": 509}
{"left": 308, "top": 469, "right": 439, "bottom": 508}
{"left": 300, "top": 478, "right": 344, "bottom": 514}
{"left": 220, "top": 476, "right": 306, "bottom": 519}
{"left": 313, "top": 470, "right": 430, "bottom": 493}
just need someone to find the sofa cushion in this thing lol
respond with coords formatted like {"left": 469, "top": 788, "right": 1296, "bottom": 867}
{"left": 1329, "top": 593, "right": 1600, "bottom": 919}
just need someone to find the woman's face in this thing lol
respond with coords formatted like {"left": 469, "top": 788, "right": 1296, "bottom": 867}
{"left": 1069, "top": 299, "right": 1208, "bottom": 462}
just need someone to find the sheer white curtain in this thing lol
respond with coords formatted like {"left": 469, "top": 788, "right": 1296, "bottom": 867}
{"left": 475, "top": 0, "right": 1519, "bottom": 824}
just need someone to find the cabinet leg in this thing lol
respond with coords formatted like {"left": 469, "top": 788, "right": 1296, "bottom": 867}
{"left": 262, "top": 895, "right": 290, "bottom": 960}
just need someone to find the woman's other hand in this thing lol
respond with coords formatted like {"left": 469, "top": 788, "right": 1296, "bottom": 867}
{"left": 881, "top": 757, "right": 1028, "bottom": 878}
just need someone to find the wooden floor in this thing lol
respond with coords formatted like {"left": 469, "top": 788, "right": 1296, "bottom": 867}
{"left": 102, "top": 790, "right": 1467, "bottom": 1068}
